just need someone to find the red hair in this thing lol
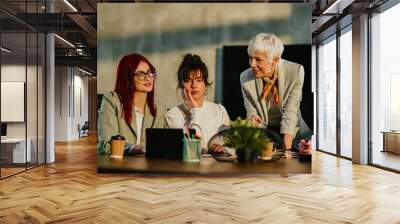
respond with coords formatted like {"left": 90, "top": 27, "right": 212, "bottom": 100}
{"left": 114, "top": 53, "right": 157, "bottom": 124}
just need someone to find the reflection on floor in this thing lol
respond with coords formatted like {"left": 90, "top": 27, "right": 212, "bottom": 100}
{"left": 340, "top": 147, "right": 352, "bottom": 159}
{"left": 373, "top": 151, "right": 400, "bottom": 171}
{"left": 0, "top": 163, "right": 40, "bottom": 178}
{"left": 0, "top": 167, "right": 25, "bottom": 178}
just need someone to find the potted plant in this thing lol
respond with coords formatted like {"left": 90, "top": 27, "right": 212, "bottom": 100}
{"left": 224, "top": 118, "right": 269, "bottom": 163}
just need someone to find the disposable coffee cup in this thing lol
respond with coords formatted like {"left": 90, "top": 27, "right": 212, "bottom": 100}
{"left": 111, "top": 135, "right": 125, "bottom": 159}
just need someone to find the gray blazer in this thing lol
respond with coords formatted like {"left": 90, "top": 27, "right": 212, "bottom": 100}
{"left": 97, "top": 91, "right": 166, "bottom": 155}
{"left": 240, "top": 59, "right": 307, "bottom": 136}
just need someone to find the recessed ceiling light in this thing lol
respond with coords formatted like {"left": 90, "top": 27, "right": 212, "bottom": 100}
{"left": 77, "top": 67, "right": 93, "bottom": 76}
{"left": 54, "top": 34, "right": 75, "bottom": 48}
{"left": 1, "top": 47, "right": 11, "bottom": 53}
{"left": 323, "top": 0, "right": 343, "bottom": 14}
{"left": 63, "top": 0, "right": 78, "bottom": 12}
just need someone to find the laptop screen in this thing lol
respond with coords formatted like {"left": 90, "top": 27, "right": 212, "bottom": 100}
{"left": 1, "top": 123, "right": 7, "bottom": 137}
{"left": 145, "top": 128, "right": 195, "bottom": 159}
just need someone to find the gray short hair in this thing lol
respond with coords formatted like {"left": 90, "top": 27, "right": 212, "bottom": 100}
{"left": 247, "top": 33, "right": 284, "bottom": 61}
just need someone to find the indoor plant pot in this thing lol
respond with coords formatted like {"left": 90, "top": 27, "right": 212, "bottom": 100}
{"left": 224, "top": 118, "right": 268, "bottom": 164}
{"left": 236, "top": 148, "right": 257, "bottom": 163}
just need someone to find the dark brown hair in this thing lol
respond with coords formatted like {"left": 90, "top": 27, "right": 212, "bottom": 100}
{"left": 177, "top": 53, "right": 211, "bottom": 89}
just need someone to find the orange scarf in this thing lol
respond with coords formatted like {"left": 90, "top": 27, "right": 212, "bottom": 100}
{"left": 261, "top": 72, "right": 279, "bottom": 103}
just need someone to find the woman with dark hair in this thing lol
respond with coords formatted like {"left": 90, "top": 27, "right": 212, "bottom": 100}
{"left": 166, "top": 54, "right": 230, "bottom": 153}
{"left": 98, "top": 53, "right": 166, "bottom": 155}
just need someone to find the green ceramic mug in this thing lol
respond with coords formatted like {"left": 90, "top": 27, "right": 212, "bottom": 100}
{"left": 182, "top": 138, "right": 201, "bottom": 163}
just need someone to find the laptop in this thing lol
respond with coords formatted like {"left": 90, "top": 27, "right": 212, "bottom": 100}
{"left": 145, "top": 128, "right": 195, "bottom": 159}
{"left": 1, "top": 123, "right": 7, "bottom": 140}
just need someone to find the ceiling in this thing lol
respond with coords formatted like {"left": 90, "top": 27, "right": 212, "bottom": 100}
{"left": 0, "top": 0, "right": 391, "bottom": 76}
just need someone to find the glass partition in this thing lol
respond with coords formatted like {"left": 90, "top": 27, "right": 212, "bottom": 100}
{"left": 0, "top": 1, "right": 46, "bottom": 179}
{"left": 370, "top": 4, "right": 400, "bottom": 171}
{"left": 317, "top": 36, "right": 337, "bottom": 154}
{"left": 339, "top": 29, "right": 352, "bottom": 158}
{"left": 38, "top": 32, "right": 45, "bottom": 165}
{"left": 27, "top": 30, "right": 38, "bottom": 169}
{"left": 1, "top": 30, "right": 28, "bottom": 178}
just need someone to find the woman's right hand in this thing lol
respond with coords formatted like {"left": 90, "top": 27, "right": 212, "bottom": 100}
{"left": 182, "top": 88, "right": 199, "bottom": 109}
{"left": 127, "top": 145, "right": 145, "bottom": 155}
{"left": 249, "top": 114, "right": 263, "bottom": 124}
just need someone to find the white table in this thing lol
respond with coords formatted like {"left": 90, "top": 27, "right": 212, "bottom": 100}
{"left": 1, "top": 138, "right": 31, "bottom": 163}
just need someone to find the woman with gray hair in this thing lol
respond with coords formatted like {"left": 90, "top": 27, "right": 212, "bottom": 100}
{"left": 240, "top": 33, "right": 312, "bottom": 153}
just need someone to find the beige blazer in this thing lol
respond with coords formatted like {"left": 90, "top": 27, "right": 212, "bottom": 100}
{"left": 240, "top": 59, "right": 307, "bottom": 136}
{"left": 97, "top": 91, "right": 166, "bottom": 155}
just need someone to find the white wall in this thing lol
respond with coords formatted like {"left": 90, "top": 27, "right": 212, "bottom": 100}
{"left": 1, "top": 64, "right": 46, "bottom": 163}
{"left": 1, "top": 65, "right": 34, "bottom": 138}
{"left": 1, "top": 65, "right": 26, "bottom": 82}
{"left": 55, "top": 67, "right": 69, "bottom": 141}
{"left": 54, "top": 67, "right": 89, "bottom": 141}
{"left": 71, "top": 73, "right": 89, "bottom": 138}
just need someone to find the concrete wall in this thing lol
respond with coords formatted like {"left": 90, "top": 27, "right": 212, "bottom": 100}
{"left": 98, "top": 3, "right": 311, "bottom": 108}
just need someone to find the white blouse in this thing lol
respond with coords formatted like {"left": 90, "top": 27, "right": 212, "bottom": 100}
{"left": 134, "top": 107, "right": 144, "bottom": 146}
{"left": 165, "top": 101, "right": 230, "bottom": 149}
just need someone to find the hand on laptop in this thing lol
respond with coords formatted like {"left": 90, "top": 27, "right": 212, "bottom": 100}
{"left": 126, "top": 145, "right": 145, "bottom": 156}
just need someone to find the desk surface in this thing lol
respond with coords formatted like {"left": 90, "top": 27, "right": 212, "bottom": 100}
{"left": 381, "top": 131, "right": 400, "bottom": 134}
{"left": 97, "top": 155, "right": 311, "bottom": 175}
{"left": 1, "top": 138, "right": 27, "bottom": 143}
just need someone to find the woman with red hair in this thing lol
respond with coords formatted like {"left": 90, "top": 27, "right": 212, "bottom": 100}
{"left": 98, "top": 53, "right": 166, "bottom": 155}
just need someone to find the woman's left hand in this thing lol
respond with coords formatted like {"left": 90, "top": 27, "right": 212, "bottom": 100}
{"left": 210, "top": 143, "right": 224, "bottom": 153}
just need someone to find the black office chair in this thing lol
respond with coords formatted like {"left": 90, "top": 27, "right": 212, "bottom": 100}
{"left": 78, "top": 121, "right": 90, "bottom": 138}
